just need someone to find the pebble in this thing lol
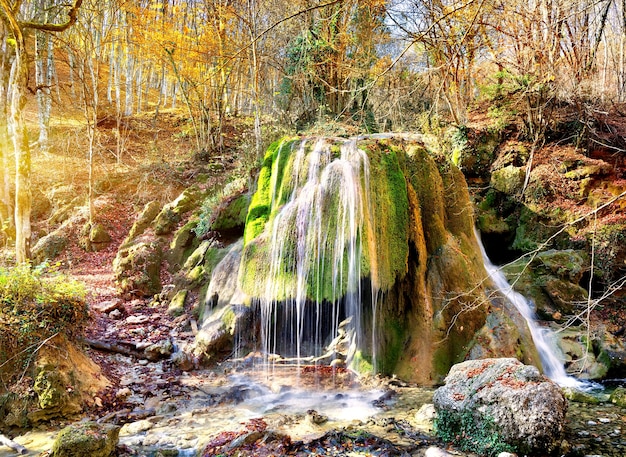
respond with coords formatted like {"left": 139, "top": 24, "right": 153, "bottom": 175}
{"left": 588, "top": 420, "right": 597, "bottom": 426}
{"left": 424, "top": 447, "right": 453, "bottom": 457}
{"left": 126, "top": 315, "right": 150, "bottom": 324}
{"left": 598, "top": 417, "right": 611, "bottom": 423}
{"left": 578, "top": 430, "right": 591, "bottom": 437}
{"left": 121, "top": 419, "right": 154, "bottom": 435}
{"left": 109, "top": 309, "right": 122, "bottom": 319}
{"left": 116, "top": 387, "right": 132, "bottom": 399}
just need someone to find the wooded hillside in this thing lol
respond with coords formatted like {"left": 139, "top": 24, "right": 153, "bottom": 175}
{"left": 1, "top": 0, "right": 626, "bottom": 262}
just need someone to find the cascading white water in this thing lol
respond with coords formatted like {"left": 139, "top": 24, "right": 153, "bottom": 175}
{"left": 475, "top": 229, "right": 592, "bottom": 389}
{"left": 259, "top": 138, "right": 373, "bottom": 365}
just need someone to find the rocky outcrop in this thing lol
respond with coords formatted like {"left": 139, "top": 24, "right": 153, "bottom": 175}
{"left": 433, "top": 358, "right": 567, "bottom": 457}
{"left": 0, "top": 335, "right": 110, "bottom": 429}
{"left": 234, "top": 135, "right": 533, "bottom": 384}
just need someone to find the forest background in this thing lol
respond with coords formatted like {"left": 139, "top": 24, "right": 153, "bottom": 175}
{"left": 1, "top": 0, "right": 625, "bottom": 265}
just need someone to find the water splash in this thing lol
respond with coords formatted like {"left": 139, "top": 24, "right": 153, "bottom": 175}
{"left": 475, "top": 229, "right": 594, "bottom": 389}
{"left": 257, "top": 138, "right": 375, "bottom": 367}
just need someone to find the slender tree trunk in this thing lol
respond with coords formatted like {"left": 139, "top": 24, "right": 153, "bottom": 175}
{"left": 0, "top": 35, "right": 14, "bottom": 236}
{"left": 9, "top": 43, "right": 33, "bottom": 263}
{"left": 35, "top": 30, "right": 53, "bottom": 155}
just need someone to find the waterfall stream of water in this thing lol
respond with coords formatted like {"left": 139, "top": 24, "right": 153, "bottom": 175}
{"left": 475, "top": 230, "right": 594, "bottom": 389}
{"left": 258, "top": 138, "right": 375, "bottom": 366}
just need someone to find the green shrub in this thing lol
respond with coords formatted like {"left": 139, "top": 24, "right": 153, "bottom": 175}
{"left": 0, "top": 264, "right": 87, "bottom": 385}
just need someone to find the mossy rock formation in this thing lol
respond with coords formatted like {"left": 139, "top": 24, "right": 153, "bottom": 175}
{"left": 233, "top": 135, "right": 528, "bottom": 384}
{"left": 51, "top": 421, "right": 119, "bottom": 457}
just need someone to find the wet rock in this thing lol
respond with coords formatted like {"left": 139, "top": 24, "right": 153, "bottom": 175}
{"left": 194, "top": 304, "right": 253, "bottom": 361}
{"left": 563, "top": 387, "right": 601, "bottom": 404}
{"left": 414, "top": 403, "right": 436, "bottom": 431}
{"left": 433, "top": 358, "right": 567, "bottom": 457}
{"left": 558, "top": 328, "right": 610, "bottom": 380}
{"left": 144, "top": 340, "right": 174, "bottom": 361}
{"left": 51, "top": 421, "right": 119, "bottom": 457}
{"left": 167, "top": 290, "right": 187, "bottom": 317}
{"left": 610, "top": 387, "right": 626, "bottom": 407}
{"left": 424, "top": 446, "right": 454, "bottom": 457}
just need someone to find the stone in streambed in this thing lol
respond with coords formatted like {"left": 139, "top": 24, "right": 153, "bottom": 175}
{"left": 433, "top": 358, "right": 567, "bottom": 457}
{"left": 51, "top": 421, "right": 119, "bottom": 457}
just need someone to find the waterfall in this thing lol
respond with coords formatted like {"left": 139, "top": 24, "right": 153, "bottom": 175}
{"left": 475, "top": 230, "right": 592, "bottom": 389}
{"left": 256, "top": 138, "right": 374, "bottom": 366}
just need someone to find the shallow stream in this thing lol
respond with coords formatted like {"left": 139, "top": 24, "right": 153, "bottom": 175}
{"left": 2, "top": 362, "right": 626, "bottom": 456}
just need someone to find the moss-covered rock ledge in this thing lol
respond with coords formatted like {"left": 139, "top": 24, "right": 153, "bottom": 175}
{"left": 228, "top": 134, "right": 537, "bottom": 385}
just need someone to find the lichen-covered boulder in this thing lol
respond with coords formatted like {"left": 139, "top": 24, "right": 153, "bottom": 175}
{"left": 51, "top": 421, "right": 119, "bottom": 457}
{"left": 153, "top": 186, "right": 203, "bottom": 235}
{"left": 610, "top": 386, "right": 626, "bottom": 407}
{"left": 32, "top": 233, "right": 69, "bottom": 262}
{"left": 113, "top": 241, "right": 162, "bottom": 296}
{"left": 433, "top": 358, "right": 567, "bottom": 457}
{"left": 126, "top": 200, "right": 161, "bottom": 241}
{"left": 490, "top": 165, "right": 525, "bottom": 195}
{"left": 80, "top": 222, "right": 112, "bottom": 252}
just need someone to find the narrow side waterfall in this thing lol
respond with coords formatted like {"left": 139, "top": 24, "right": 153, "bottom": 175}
{"left": 475, "top": 230, "right": 591, "bottom": 389}
{"left": 253, "top": 138, "right": 376, "bottom": 366}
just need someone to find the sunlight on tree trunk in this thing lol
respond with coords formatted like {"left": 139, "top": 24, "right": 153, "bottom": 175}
{"left": 0, "top": 0, "right": 83, "bottom": 264}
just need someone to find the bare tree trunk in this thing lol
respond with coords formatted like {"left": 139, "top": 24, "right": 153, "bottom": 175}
{"left": 9, "top": 44, "right": 33, "bottom": 263}
{"left": 35, "top": 30, "right": 53, "bottom": 155}
{"left": 0, "top": 34, "right": 14, "bottom": 237}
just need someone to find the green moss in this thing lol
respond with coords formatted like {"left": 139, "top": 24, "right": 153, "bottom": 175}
{"left": 244, "top": 138, "right": 297, "bottom": 244}
{"left": 435, "top": 408, "right": 515, "bottom": 457}
{"left": 378, "top": 318, "right": 406, "bottom": 374}
{"left": 52, "top": 421, "right": 119, "bottom": 457}
{"left": 210, "top": 193, "right": 251, "bottom": 232}
{"left": 350, "top": 350, "right": 373, "bottom": 374}
{"left": 366, "top": 142, "right": 410, "bottom": 290}
{"left": 221, "top": 306, "right": 237, "bottom": 331}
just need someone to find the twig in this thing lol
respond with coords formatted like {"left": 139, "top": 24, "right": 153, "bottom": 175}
{"left": 0, "top": 434, "right": 27, "bottom": 454}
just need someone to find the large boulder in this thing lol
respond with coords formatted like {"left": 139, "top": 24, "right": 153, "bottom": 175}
{"left": 433, "top": 358, "right": 567, "bottom": 457}
{"left": 113, "top": 241, "right": 163, "bottom": 296}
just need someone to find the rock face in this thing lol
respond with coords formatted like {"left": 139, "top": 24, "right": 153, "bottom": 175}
{"left": 433, "top": 358, "right": 568, "bottom": 457}
{"left": 223, "top": 135, "right": 537, "bottom": 384}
